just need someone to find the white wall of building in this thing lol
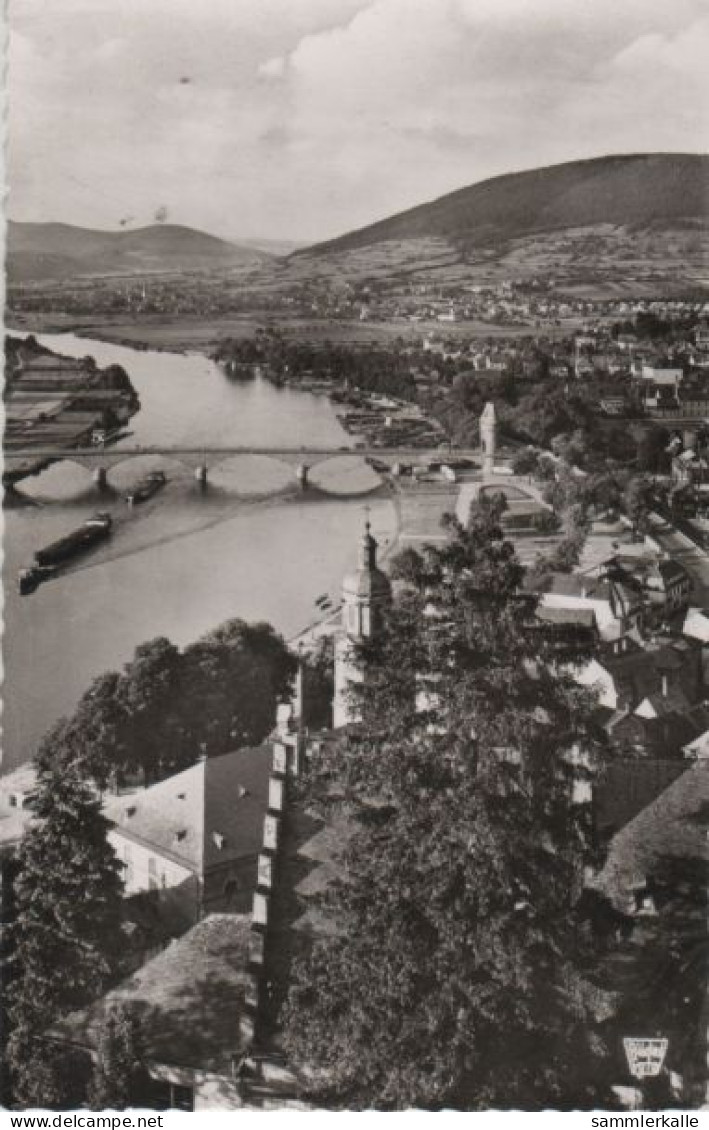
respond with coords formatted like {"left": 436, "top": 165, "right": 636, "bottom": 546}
{"left": 109, "top": 829, "right": 194, "bottom": 897}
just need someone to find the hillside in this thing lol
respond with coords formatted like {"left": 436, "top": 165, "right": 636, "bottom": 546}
{"left": 302, "top": 154, "right": 709, "bottom": 258}
{"left": 7, "top": 221, "right": 271, "bottom": 281}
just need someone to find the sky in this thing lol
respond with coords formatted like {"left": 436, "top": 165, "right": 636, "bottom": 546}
{"left": 8, "top": 0, "right": 709, "bottom": 244}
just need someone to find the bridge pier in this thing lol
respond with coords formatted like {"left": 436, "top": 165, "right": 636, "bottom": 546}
{"left": 296, "top": 464, "right": 310, "bottom": 490}
{"left": 93, "top": 466, "right": 108, "bottom": 491}
{"left": 194, "top": 464, "right": 208, "bottom": 488}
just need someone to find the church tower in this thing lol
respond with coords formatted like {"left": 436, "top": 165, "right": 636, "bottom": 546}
{"left": 333, "top": 521, "right": 392, "bottom": 728}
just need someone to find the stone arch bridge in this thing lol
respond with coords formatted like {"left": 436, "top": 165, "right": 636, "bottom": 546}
{"left": 5, "top": 444, "right": 480, "bottom": 492}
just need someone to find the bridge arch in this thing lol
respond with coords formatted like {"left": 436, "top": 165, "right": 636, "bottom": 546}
{"left": 203, "top": 454, "right": 295, "bottom": 495}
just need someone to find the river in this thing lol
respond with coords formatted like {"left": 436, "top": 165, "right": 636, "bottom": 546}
{"left": 2, "top": 333, "right": 396, "bottom": 773}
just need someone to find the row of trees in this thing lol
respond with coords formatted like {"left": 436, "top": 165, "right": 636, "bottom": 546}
{"left": 212, "top": 332, "right": 419, "bottom": 402}
{"left": 36, "top": 619, "right": 296, "bottom": 789}
{"left": 281, "top": 499, "right": 617, "bottom": 1109}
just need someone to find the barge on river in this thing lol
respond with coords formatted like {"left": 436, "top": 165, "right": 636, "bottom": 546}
{"left": 125, "top": 470, "right": 166, "bottom": 506}
{"left": 18, "top": 512, "right": 113, "bottom": 594}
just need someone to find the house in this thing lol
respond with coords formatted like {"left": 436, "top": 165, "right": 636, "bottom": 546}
{"left": 671, "top": 447, "right": 709, "bottom": 489}
{"left": 599, "top": 553, "right": 691, "bottom": 615}
{"left": 694, "top": 325, "right": 709, "bottom": 350}
{"left": 600, "top": 395, "right": 628, "bottom": 416}
{"left": 524, "top": 572, "right": 645, "bottom": 642}
{"left": 575, "top": 634, "right": 703, "bottom": 718}
{"left": 683, "top": 606, "right": 709, "bottom": 643}
{"left": 639, "top": 365, "right": 683, "bottom": 387}
{"left": 574, "top": 357, "right": 594, "bottom": 379}
{"left": 592, "top": 763, "right": 709, "bottom": 1106}
{"left": 616, "top": 333, "right": 638, "bottom": 352}
{"left": 682, "top": 726, "right": 709, "bottom": 761}
{"left": 606, "top": 702, "right": 709, "bottom": 760}
{"left": 0, "top": 764, "right": 38, "bottom": 848}
{"left": 48, "top": 913, "right": 306, "bottom": 1111}
{"left": 103, "top": 746, "right": 272, "bottom": 922}
{"left": 594, "top": 758, "right": 688, "bottom": 841}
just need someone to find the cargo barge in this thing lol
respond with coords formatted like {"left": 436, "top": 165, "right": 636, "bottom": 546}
{"left": 125, "top": 470, "right": 166, "bottom": 506}
{"left": 18, "top": 512, "right": 113, "bottom": 595}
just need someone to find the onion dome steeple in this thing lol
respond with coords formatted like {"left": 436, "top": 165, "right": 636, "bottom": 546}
{"left": 341, "top": 518, "right": 391, "bottom": 641}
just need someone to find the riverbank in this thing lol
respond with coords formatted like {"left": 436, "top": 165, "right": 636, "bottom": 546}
{"left": 4, "top": 334, "right": 141, "bottom": 485}
{"left": 3, "top": 330, "right": 403, "bottom": 772}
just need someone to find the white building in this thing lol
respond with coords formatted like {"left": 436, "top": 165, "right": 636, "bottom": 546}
{"left": 103, "top": 745, "right": 272, "bottom": 921}
{"left": 333, "top": 522, "right": 392, "bottom": 728}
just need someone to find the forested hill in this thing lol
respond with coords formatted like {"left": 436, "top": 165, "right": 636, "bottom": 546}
{"left": 299, "top": 153, "right": 709, "bottom": 257}
{"left": 7, "top": 221, "right": 271, "bottom": 281}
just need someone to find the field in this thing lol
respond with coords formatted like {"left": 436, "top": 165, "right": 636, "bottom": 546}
{"left": 7, "top": 309, "right": 586, "bottom": 356}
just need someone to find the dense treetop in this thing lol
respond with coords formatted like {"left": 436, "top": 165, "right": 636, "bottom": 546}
{"left": 282, "top": 499, "right": 615, "bottom": 1109}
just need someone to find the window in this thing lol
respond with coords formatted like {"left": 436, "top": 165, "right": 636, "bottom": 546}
{"left": 171, "top": 1084, "right": 194, "bottom": 1112}
{"left": 123, "top": 844, "right": 134, "bottom": 887}
{"left": 223, "top": 877, "right": 239, "bottom": 900}
{"left": 148, "top": 1080, "right": 194, "bottom": 1112}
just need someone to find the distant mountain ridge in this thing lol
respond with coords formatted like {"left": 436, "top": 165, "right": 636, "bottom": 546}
{"left": 7, "top": 220, "right": 270, "bottom": 281}
{"left": 300, "top": 153, "right": 709, "bottom": 258}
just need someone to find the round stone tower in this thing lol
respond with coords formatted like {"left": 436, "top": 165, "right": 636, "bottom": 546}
{"left": 480, "top": 401, "right": 497, "bottom": 480}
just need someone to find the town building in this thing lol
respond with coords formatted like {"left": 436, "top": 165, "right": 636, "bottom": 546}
{"left": 598, "top": 552, "right": 691, "bottom": 616}
{"left": 48, "top": 913, "right": 306, "bottom": 1111}
{"left": 593, "top": 762, "right": 709, "bottom": 1107}
{"left": 333, "top": 521, "right": 392, "bottom": 728}
{"left": 524, "top": 572, "right": 645, "bottom": 643}
{"left": 103, "top": 746, "right": 272, "bottom": 923}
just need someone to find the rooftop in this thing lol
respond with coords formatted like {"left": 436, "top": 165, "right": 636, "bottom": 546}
{"left": 53, "top": 914, "right": 252, "bottom": 1074}
{"left": 103, "top": 746, "right": 271, "bottom": 873}
{"left": 595, "top": 759, "right": 687, "bottom": 838}
{"left": 596, "top": 763, "right": 709, "bottom": 909}
{"left": 535, "top": 605, "right": 596, "bottom": 629}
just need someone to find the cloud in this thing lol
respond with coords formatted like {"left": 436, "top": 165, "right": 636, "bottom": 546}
{"left": 259, "top": 56, "right": 287, "bottom": 79}
{"left": 8, "top": 0, "right": 709, "bottom": 241}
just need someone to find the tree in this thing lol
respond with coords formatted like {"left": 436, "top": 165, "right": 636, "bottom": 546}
{"left": 586, "top": 472, "right": 625, "bottom": 518}
{"left": 179, "top": 619, "right": 295, "bottom": 756}
{"left": 35, "top": 672, "right": 129, "bottom": 790}
{"left": 300, "top": 635, "right": 335, "bottom": 731}
{"left": 88, "top": 1006, "right": 148, "bottom": 1110}
{"left": 7, "top": 762, "right": 123, "bottom": 1108}
{"left": 33, "top": 620, "right": 295, "bottom": 791}
{"left": 623, "top": 475, "right": 655, "bottom": 538}
{"left": 531, "top": 526, "right": 587, "bottom": 576}
{"left": 635, "top": 425, "right": 670, "bottom": 475}
{"left": 117, "top": 637, "right": 185, "bottom": 782}
{"left": 282, "top": 521, "right": 612, "bottom": 1109}
{"left": 511, "top": 446, "right": 540, "bottom": 476}
{"left": 534, "top": 509, "right": 562, "bottom": 535}
{"left": 390, "top": 545, "right": 430, "bottom": 589}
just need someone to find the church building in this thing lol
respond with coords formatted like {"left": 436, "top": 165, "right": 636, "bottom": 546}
{"left": 333, "top": 520, "right": 392, "bottom": 728}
